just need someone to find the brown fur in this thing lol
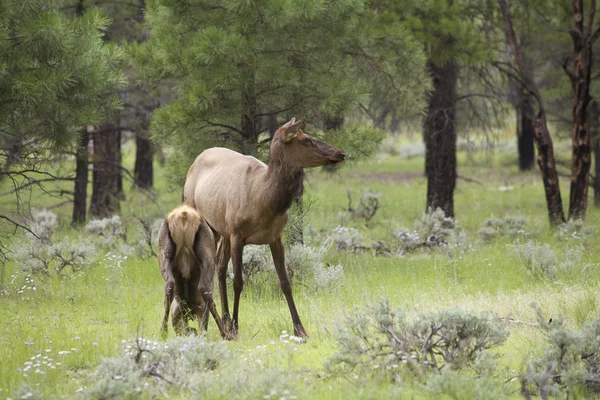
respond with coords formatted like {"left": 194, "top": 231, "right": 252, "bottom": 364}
{"left": 158, "top": 205, "right": 232, "bottom": 339}
{"left": 182, "top": 118, "right": 345, "bottom": 338}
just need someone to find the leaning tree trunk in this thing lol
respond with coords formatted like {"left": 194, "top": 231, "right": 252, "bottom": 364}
{"left": 516, "top": 91, "right": 535, "bottom": 171}
{"left": 591, "top": 100, "right": 600, "bottom": 206}
{"left": 71, "top": 129, "right": 89, "bottom": 226}
{"left": 566, "top": 0, "right": 597, "bottom": 220}
{"left": 424, "top": 61, "right": 458, "bottom": 219}
{"left": 134, "top": 131, "right": 153, "bottom": 189}
{"left": 89, "top": 122, "right": 121, "bottom": 218}
{"left": 499, "top": 0, "right": 566, "bottom": 226}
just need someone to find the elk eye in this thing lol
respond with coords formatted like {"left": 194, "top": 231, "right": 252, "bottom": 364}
{"left": 304, "top": 137, "right": 311, "bottom": 144}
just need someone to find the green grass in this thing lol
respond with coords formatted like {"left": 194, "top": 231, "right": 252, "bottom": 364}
{"left": 1, "top": 138, "right": 599, "bottom": 399}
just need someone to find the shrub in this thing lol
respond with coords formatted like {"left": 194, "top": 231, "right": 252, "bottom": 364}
{"left": 477, "top": 216, "right": 529, "bottom": 242}
{"left": 286, "top": 242, "right": 344, "bottom": 291}
{"left": 331, "top": 226, "right": 364, "bottom": 252}
{"left": 83, "top": 336, "right": 301, "bottom": 400}
{"left": 395, "top": 208, "right": 470, "bottom": 254}
{"left": 27, "top": 209, "right": 58, "bottom": 243}
{"left": 556, "top": 219, "right": 595, "bottom": 242}
{"left": 329, "top": 300, "right": 508, "bottom": 381}
{"left": 520, "top": 305, "right": 600, "bottom": 398}
{"left": 510, "top": 241, "right": 557, "bottom": 280}
{"left": 425, "top": 368, "right": 510, "bottom": 400}
{"left": 344, "top": 189, "right": 381, "bottom": 222}
{"left": 11, "top": 237, "right": 96, "bottom": 278}
{"left": 235, "top": 243, "right": 344, "bottom": 292}
{"left": 86, "top": 215, "right": 126, "bottom": 247}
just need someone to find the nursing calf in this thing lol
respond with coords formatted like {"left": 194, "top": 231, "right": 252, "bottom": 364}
{"left": 158, "top": 205, "right": 231, "bottom": 339}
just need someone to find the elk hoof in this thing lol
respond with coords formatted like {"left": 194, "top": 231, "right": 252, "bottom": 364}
{"left": 294, "top": 325, "right": 308, "bottom": 341}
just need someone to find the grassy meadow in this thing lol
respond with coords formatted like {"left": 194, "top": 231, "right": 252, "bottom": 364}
{"left": 1, "top": 134, "right": 599, "bottom": 399}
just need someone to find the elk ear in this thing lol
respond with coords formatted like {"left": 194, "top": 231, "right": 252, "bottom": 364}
{"left": 281, "top": 118, "right": 305, "bottom": 142}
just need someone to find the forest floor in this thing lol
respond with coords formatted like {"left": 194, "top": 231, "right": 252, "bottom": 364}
{"left": 1, "top": 134, "right": 599, "bottom": 399}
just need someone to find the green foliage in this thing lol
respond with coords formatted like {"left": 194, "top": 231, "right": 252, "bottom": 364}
{"left": 0, "top": 0, "right": 125, "bottom": 165}
{"left": 520, "top": 305, "right": 600, "bottom": 398}
{"left": 403, "top": 0, "right": 493, "bottom": 65}
{"left": 511, "top": 241, "right": 557, "bottom": 280}
{"left": 134, "top": 0, "right": 428, "bottom": 176}
{"left": 425, "top": 368, "right": 510, "bottom": 399}
{"left": 329, "top": 299, "right": 508, "bottom": 380}
{"left": 395, "top": 208, "right": 470, "bottom": 254}
{"left": 84, "top": 336, "right": 301, "bottom": 399}
{"left": 478, "top": 216, "right": 529, "bottom": 243}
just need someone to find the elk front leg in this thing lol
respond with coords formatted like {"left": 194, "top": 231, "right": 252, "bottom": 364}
{"left": 270, "top": 236, "right": 307, "bottom": 339}
{"left": 217, "top": 238, "right": 231, "bottom": 327}
{"left": 230, "top": 235, "right": 244, "bottom": 336}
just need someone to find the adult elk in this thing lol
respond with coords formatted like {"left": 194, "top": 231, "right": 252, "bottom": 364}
{"left": 183, "top": 118, "right": 345, "bottom": 338}
{"left": 158, "top": 205, "right": 232, "bottom": 340}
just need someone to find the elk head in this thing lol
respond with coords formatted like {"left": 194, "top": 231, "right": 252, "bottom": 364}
{"left": 270, "top": 118, "right": 346, "bottom": 170}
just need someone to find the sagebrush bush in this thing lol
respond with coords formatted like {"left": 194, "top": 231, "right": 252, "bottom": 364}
{"left": 478, "top": 216, "right": 529, "bottom": 242}
{"left": 520, "top": 305, "right": 600, "bottom": 398}
{"left": 556, "top": 219, "right": 595, "bottom": 242}
{"left": 511, "top": 241, "right": 557, "bottom": 280}
{"left": 27, "top": 209, "right": 58, "bottom": 243}
{"left": 331, "top": 225, "right": 364, "bottom": 252}
{"left": 83, "top": 336, "right": 301, "bottom": 400}
{"left": 86, "top": 215, "right": 126, "bottom": 246}
{"left": 329, "top": 300, "right": 508, "bottom": 381}
{"left": 395, "top": 208, "right": 470, "bottom": 254}
{"left": 9, "top": 210, "right": 97, "bottom": 278}
{"left": 228, "top": 242, "right": 343, "bottom": 291}
{"left": 425, "top": 368, "right": 509, "bottom": 400}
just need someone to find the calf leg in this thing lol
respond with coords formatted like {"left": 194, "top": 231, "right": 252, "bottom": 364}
{"left": 270, "top": 236, "right": 307, "bottom": 338}
{"left": 161, "top": 279, "right": 175, "bottom": 339}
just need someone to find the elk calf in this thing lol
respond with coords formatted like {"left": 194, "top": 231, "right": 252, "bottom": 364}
{"left": 158, "top": 205, "right": 231, "bottom": 339}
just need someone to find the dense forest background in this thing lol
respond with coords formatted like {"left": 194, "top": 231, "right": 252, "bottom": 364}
{"left": 2, "top": 0, "right": 600, "bottom": 236}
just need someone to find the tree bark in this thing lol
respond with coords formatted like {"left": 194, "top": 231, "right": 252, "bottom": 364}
{"left": 424, "top": 61, "right": 458, "bottom": 219}
{"left": 89, "top": 122, "right": 121, "bottom": 218}
{"left": 116, "top": 129, "right": 125, "bottom": 200}
{"left": 516, "top": 91, "right": 535, "bottom": 171}
{"left": 71, "top": 130, "right": 89, "bottom": 226}
{"left": 566, "top": 0, "right": 597, "bottom": 220}
{"left": 240, "top": 69, "right": 258, "bottom": 154}
{"left": 591, "top": 100, "right": 600, "bottom": 206}
{"left": 134, "top": 131, "right": 153, "bottom": 189}
{"left": 499, "top": 0, "right": 566, "bottom": 226}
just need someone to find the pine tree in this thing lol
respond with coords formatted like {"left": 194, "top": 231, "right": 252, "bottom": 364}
{"left": 402, "top": 0, "right": 492, "bottom": 218}
{"left": 133, "top": 0, "right": 429, "bottom": 177}
{"left": 0, "top": 0, "right": 125, "bottom": 232}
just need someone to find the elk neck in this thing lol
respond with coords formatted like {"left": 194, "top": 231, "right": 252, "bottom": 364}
{"left": 264, "top": 156, "right": 305, "bottom": 215}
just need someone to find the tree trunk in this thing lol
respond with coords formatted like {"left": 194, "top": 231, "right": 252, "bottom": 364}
{"left": 499, "top": 0, "right": 566, "bottom": 226}
{"left": 71, "top": 130, "right": 89, "bottom": 225}
{"left": 424, "top": 61, "right": 458, "bottom": 219}
{"left": 240, "top": 70, "right": 258, "bottom": 155}
{"left": 89, "top": 122, "right": 121, "bottom": 218}
{"left": 516, "top": 91, "right": 535, "bottom": 171}
{"left": 134, "top": 131, "right": 153, "bottom": 189}
{"left": 116, "top": 129, "right": 125, "bottom": 200}
{"left": 566, "top": 0, "right": 596, "bottom": 220}
{"left": 591, "top": 100, "right": 600, "bottom": 206}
